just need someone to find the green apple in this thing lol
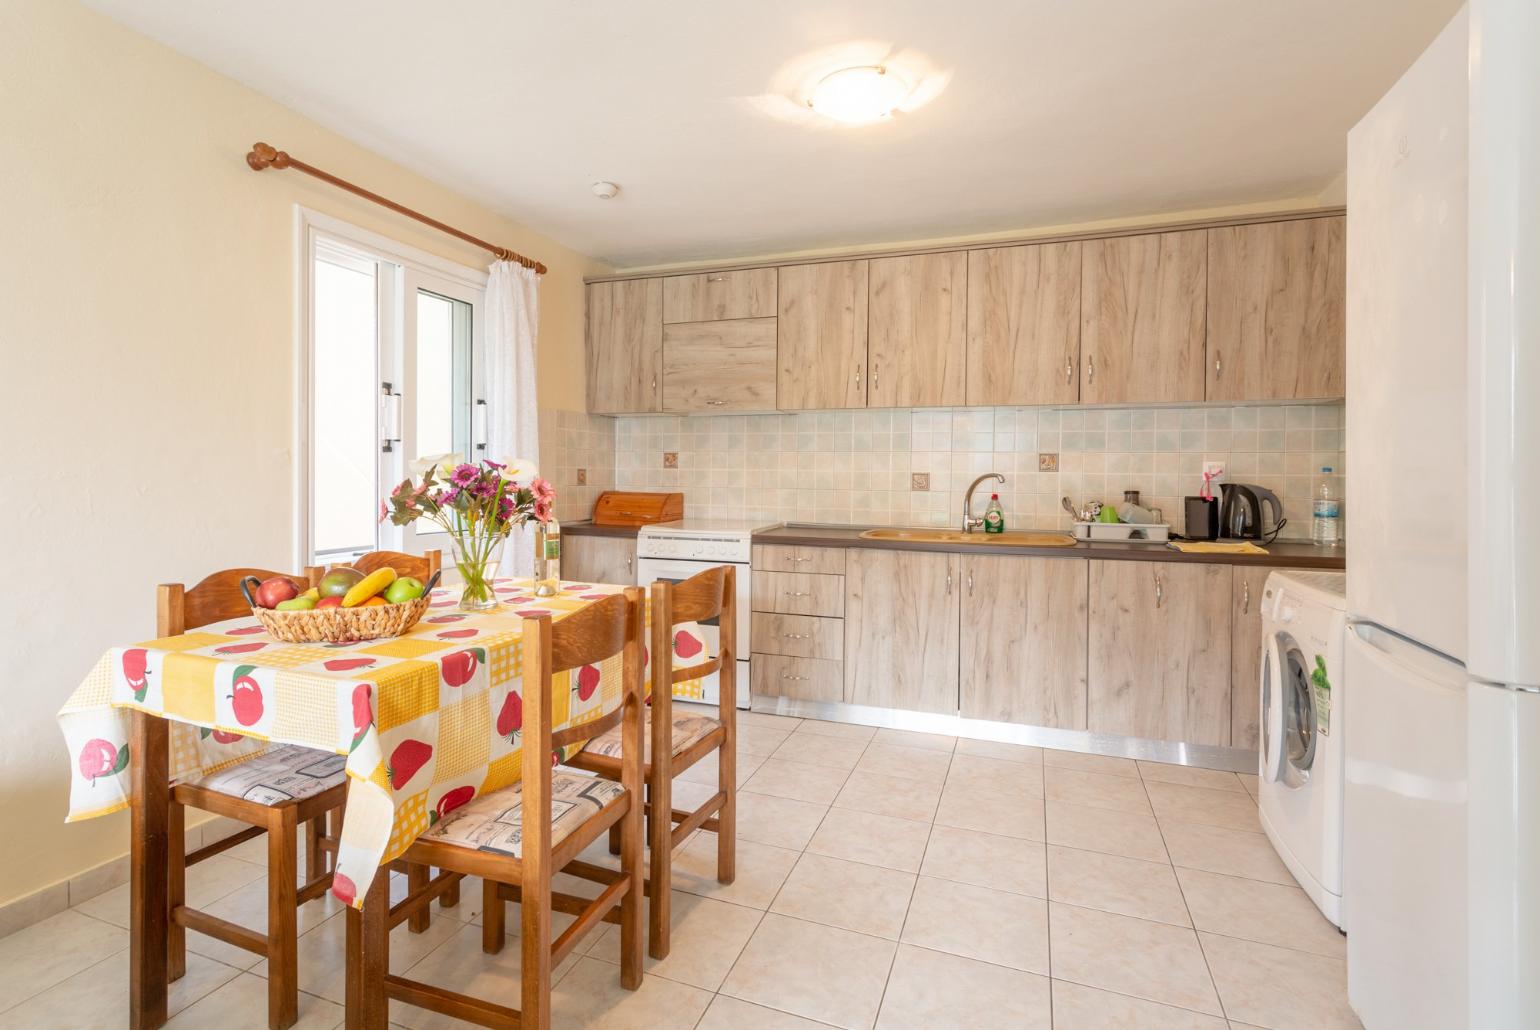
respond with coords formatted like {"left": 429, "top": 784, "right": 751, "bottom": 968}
{"left": 275, "top": 595, "right": 318, "bottom": 611}
{"left": 320, "top": 566, "right": 364, "bottom": 598}
{"left": 384, "top": 576, "right": 425, "bottom": 604}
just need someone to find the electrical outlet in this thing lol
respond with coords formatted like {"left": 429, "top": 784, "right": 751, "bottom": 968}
{"left": 911, "top": 472, "right": 930, "bottom": 491}
{"left": 1038, "top": 453, "right": 1059, "bottom": 472}
{"left": 1203, "top": 461, "right": 1226, "bottom": 482}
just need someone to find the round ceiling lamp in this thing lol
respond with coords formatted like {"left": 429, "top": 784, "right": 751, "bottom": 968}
{"left": 806, "top": 65, "right": 912, "bottom": 124}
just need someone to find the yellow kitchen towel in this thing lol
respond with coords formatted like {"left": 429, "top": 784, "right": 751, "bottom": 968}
{"left": 1168, "top": 540, "right": 1269, "bottom": 555}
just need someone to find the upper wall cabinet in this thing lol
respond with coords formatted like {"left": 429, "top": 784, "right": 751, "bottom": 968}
{"left": 777, "top": 260, "right": 869, "bottom": 410}
{"left": 867, "top": 252, "right": 968, "bottom": 407}
{"left": 662, "top": 318, "right": 777, "bottom": 411}
{"left": 1206, "top": 216, "right": 1346, "bottom": 401}
{"left": 662, "top": 268, "right": 777, "bottom": 323}
{"left": 1081, "top": 230, "right": 1207, "bottom": 405}
{"left": 966, "top": 242, "right": 1082, "bottom": 406}
{"left": 586, "top": 279, "right": 662, "bottom": 414}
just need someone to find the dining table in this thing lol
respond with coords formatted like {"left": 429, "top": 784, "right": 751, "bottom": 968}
{"left": 56, "top": 577, "right": 707, "bottom": 1026}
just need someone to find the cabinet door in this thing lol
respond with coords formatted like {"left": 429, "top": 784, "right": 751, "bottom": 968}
{"left": 1081, "top": 231, "right": 1206, "bottom": 404}
{"left": 1229, "top": 566, "right": 1273, "bottom": 750}
{"left": 562, "top": 535, "right": 636, "bottom": 587}
{"left": 777, "top": 261, "right": 868, "bottom": 410}
{"left": 844, "top": 548, "right": 960, "bottom": 714}
{"left": 1087, "top": 560, "right": 1232, "bottom": 745}
{"left": 867, "top": 252, "right": 967, "bottom": 407}
{"left": 1206, "top": 217, "right": 1346, "bottom": 401}
{"left": 966, "top": 242, "right": 1081, "bottom": 406}
{"left": 586, "top": 279, "right": 662, "bottom": 413}
{"left": 662, "top": 268, "right": 777, "bottom": 323}
{"left": 662, "top": 317, "right": 777, "bottom": 411}
{"left": 960, "top": 555, "right": 1088, "bottom": 728}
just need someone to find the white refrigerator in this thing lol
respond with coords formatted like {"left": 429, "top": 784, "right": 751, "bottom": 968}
{"left": 1344, "top": 2, "right": 1539, "bottom": 1028}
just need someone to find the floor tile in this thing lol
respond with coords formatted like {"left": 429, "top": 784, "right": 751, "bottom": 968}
{"left": 791, "top": 719, "right": 878, "bottom": 742}
{"left": 0, "top": 909, "right": 128, "bottom": 1009}
{"left": 1200, "top": 932, "right": 1358, "bottom": 1030}
{"left": 769, "top": 732, "right": 868, "bottom": 771}
{"left": 696, "top": 993, "right": 833, "bottom": 1029}
{"left": 1051, "top": 979, "right": 1228, "bottom": 1029}
{"left": 1146, "top": 781, "right": 1261, "bottom": 831}
{"left": 591, "top": 890, "right": 763, "bottom": 991}
{"left": 1045, "top": 766, "right": 1153, "bottom": 814}
{"left": 671, "top": 777, "right": 724, "bottom": 811}
{"left": 678, "top": 747, "right": 764, "bottom": 786}
{"left": 736, "top": 725, "right": 794, "bottom": 758}
{"left": 934, "top": 783, "right": 1046, "bottom": 841}
{"left": 1139, "top": 761, "right": 1247, "bottom": 793}
{"left": 72, "top": 854, "right": 266, "bottom": 929}
{"left": 721, "top": 913, "right": 896, "bottom": 1030}
{"left": 877, "top": 944, "right": 1052, "bottom": 1029}
{"left": 1238, "top": 772, "right": 1261, "bottom": 798}
{"left": 165, "top": 972, "right": 342, "bottom": 1029}
{"left": 770, "top": 852, "right": 916, "bottom": 939}
{"left": 735, "top": 791, "right": 828, "bottom": 850}
{"left": 670, "top": 831, "right": 799, "bottom": 909}
{"left": 1047, "top": 845, "right": 1191, "bottom": 926}
{"left": 391, "top": 921, "right": 583, "bottom": 1028}
{"left": 1046, "top": 800, "right": 1170, "bottom": 863}
{"left": 946, "top": 752, "right": 1045, "bottom": 799}
{"left": 1048, "top": 903, "right": 1221, "bottom": 1015}
{"left": 742, "top": 758, "right": 849, "bottom": 804}
{"left": 738, "top": 711, "right": 803, "bottom": 732}
{"left": 901, "top": 876, "right": 1050, "bottom": 974}
{"left": 0, "top": 883, "right": 68, "bottom": 941}
{"left": 873, "top": 727, "right": 956, "bottom": 752}
{"left": 954, "top": 737, "right": 1043, "bottom": 764}
{"left": 806, "top": 807, "right": 933, "bottom": 873}
{"left": 919, "top": 824, "right": 1047, "bottom": 898}
{"left": 1159, "top": 820, "right": 1294, "bottom": 885}
{"left": 254, "top": 905, "right": 464, "bottom": 1003}
{"left": 834, "top": 768, "right": 944, "bottom": 822}
{"left": 854, "top": 743, "right": 953, "bottom": 783}
{"left": 1042, "top": 748, "right": 1140, "bottom": 777}
{"left": 2, "top": 947, "right": 240, "bottom": 1025}
{"left": 550, "top": 954, "right": 714, "bottom": 1029}
{"left": 1176, "top": 868, "right": 1345, "bottom": 957}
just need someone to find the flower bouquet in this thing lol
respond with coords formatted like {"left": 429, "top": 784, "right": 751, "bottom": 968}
{"left": 381, "top": 455, "right": 555, "bottom": 611}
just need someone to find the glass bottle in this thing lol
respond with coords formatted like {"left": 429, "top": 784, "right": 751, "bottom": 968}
{"left": 533, "top": 516, "right": 562, "bottom": 595}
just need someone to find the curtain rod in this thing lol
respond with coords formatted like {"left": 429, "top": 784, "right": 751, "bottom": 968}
{"left": 246, "top": 142, "right": 547, "bottom": 275}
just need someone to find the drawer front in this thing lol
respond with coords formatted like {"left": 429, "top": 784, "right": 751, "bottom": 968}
{"left": 751, "top": 653, "right": 844, "bottom": 703}
{"left": 750, "top": 571, "right": 845, "bottom": 617}
{"left": 663, "top": 268, "right": 777, "bottom": 322}
{"left": 662, "top": 318, "right": 777, "bottom": 412}
{"left": 752, "top": 543, "right": 846, "bottom": 575}
{"left": 751, "top": 613, "right": 844, "bottom": 661}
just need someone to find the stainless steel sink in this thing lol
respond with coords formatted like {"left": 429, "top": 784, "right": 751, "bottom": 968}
{"left": 858, "top": 528, "right": 1078, "bottom": 547}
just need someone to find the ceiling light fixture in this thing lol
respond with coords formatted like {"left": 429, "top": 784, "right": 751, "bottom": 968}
{"left": 807, "top": 65, "right": 911, "bottom": 124}
{"left": 591, "top": 181, "right": 619, "bottom": 199}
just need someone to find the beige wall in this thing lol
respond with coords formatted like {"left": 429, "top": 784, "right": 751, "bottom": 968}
{"left": 0, "top": 0, "right": 598, "bottom": 907}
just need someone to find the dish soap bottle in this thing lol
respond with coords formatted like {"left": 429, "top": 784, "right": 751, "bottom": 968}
{"left": 983, "top": 494, "right": 1005, "bottom": 534}
{"left": 1312, "top": 468, "right": 1340, "bottom": 547}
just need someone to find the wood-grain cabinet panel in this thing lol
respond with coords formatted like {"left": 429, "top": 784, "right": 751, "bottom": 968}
{"left": 867, "top": 251, "right": 967, "bottom": 407}
{"left": 1230, "top": 566, "right": 1273, "bottom": 750}
{"left": 966, "top": 242, "right": 1082, "bottom": 406}
{"left": 661, "top": 318, "right": 776, "bottom": 411}
{"left": 585, "top": 279, "right": 662, "bottom": 414}
{"left": 751, "top": 544, "right": 846, "bottom": 576}
{"left": 562, "top": 535, "right": 636, "bottom": 588}
{"left": 751, "top": 613, "right": 844, "bottom": 661}
{"left": 662, "top": 268, "right": 777, "bottom": 323}
{"left": 776, "top": 260, "right": 869, "bottom": 410}
{"left": 750, "top": 571, "right": 845, "bottom": 618}
{"left": 843, "top": 548, "right": 960, "bottom": 714}
{"left": 751, "top": 654, "right": 844, "bottom": 703}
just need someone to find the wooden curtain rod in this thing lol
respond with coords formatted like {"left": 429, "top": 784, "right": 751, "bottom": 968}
{"left": 246, "top": 141, "right": 547, "bottom": 274}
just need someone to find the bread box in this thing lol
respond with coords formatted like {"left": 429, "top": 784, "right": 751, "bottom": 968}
{"left": 591, "top": 491, "right": 685, "bottom": 527}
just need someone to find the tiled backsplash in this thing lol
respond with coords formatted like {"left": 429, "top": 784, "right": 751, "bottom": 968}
{"left": 595, "top": 404, "right": 1345, "bottom": 538}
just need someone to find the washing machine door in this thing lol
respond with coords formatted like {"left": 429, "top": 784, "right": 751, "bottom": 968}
{"left": 1261, "top": 635, "right": 1285, "bottom": 783}
{"left": 1276, "top": 633, "right": 1318, "bottom": 789}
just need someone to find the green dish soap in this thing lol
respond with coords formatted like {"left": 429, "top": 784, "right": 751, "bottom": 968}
{"left": 984, "top": 494, "right": 1005, "bottom": 534}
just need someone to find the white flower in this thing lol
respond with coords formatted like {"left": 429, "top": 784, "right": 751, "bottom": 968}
{"left": 496, "top": 457, "right": 539, "bottom": 486}
{"left": 410, "top": 452, "right": 464, "bottom": 482}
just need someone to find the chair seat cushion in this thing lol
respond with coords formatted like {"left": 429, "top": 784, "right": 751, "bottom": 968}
{"left": 578, "top": 710, "right": 720, "bottom": 762}
{"left": 189, "top": 744, "right": 348, "bottom": 805}
{"left": 421, "top": 771, "right": 626, "bottom": 858}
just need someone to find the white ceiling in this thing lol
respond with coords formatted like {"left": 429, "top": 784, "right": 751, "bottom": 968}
{"left": 86, "top": 0, "right": 1460, "bottom": 269}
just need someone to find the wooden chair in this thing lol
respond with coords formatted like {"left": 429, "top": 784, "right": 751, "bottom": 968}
{"left": 345, "top": 589, "right": 647, "bottom": 1030}
{"left": 157, "top": 567, "right": 346, "bottom": 1030}
{"left": 332, "top": 548, "right": 441, "bottom": 581}
{"left": 566, "top": 565, "right": 737, "bottom": 960}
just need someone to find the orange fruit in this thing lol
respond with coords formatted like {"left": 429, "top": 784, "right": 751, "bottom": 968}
{"left": 360, "top": 596, "right": 388, "bottom": 607}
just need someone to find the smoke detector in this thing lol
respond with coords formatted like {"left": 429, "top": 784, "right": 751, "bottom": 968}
{"left": 591, "top": 181, "right": 620, "bottom": 200}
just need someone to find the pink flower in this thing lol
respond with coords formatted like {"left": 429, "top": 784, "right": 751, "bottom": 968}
{"left": 532, "top": 478, "right": 556, "bottom": 504}
{"left": 378, "top": 500, "right": 388, "bottom": 523}
{"left": 484, "top": 459, "right": 506, "bottom": 471}
{"left": 442, "top": 487, "right": 461, "bottom": 505}
{"left": 498, "top": 495, "right": 516, "bottom": 520}
{"left": 534, "top": 498, "right": 553, "bottom": 523}
{"left": 450, "top": 464, "right": 480, "bottom": 488}
{"left": 473, "top": 477, "right": 498, "bottom": 498}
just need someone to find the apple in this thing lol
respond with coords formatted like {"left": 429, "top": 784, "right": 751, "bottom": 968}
{"left": 275, "top": 595, "right": 317, "bottom": 611}
{"left": 254, "top": 576, "right": 300, "bottom": 609}
{"left": 316, "top": 595, "right": 343, "bottom": 609}
{"left": 319, "top": 567, "right": 364, "bottom": 598}
{"left": 384, "top": 577, "right": 424, "bottom": 604}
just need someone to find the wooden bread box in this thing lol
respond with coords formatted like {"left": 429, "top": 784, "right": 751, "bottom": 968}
{"left": 591, "top": 491, "right": 685, "bottom": 527}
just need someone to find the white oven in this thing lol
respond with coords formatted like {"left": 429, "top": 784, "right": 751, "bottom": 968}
{"left": 635, "top": 520, "right": 768, "bottom": 709}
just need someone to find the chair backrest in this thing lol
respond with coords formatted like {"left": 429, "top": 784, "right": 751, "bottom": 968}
{"left": 648, "top": 564, "right": 734, "bottom": 702}
{"left": 340, "top": 549, "right": 442, "bottom": 581}
{"left": 158, "top": 567, "right": 319, "bottom": 636}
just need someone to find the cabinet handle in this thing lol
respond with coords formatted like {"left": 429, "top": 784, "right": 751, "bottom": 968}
{"left": 1214, "top": 351, "right": 1224, "bottom": 378}
{"left": 1242, "top": 579, "right": 1250, "bottom": 615}
{"left": 706, "top": 275, "right": 727, "bottom": 283}
{"left": 855, "top": 365, "right": 863, "bottom": 390}
{"left": 967, "top": 569, "right": 975, "bottom": 596}
{"left": 784, "top": 555, "right": 812, "bottom": 563}
{"left": 946, "top": 569, "right": 953, "bottom": 595}
{"left": 779, "top": 631, "right": 809, "bottom": 640}
{"left": 1154, "top": 571, "right": 1164, "bottom": 609}
{"left": 873, "top": 364, "right": 879, "bottom": 391}
{"left": 626, "top": 555, "right": 633, "bottom": 571}
{"left": 705, "top": 399, "right": 725, "bottom": 406}
{"left": 786, "top": 590, "right": 811, "bottom": 598}
{"left": 780, "top": 674, "right": 810, "bottom": 681}
{"left": 651, "top": 376, "right": 657, "bottom": 391}
{"left": 1065, "top": 356, "right": 1074, "bottom": 384}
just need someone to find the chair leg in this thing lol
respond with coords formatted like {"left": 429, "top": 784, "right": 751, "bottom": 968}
{"left": 304, "top": 815, "right": 324, "bottom": 884}
{"left": 440, "top": 870, "right": 459, "bottom": 910}
{"left": 481, "top": 878, "right": 505, "bottom": 954}
{"left": 608, "top": 821, "right": 622, "bottom": 856}
{"left": 406, "top": 863, "right": 429, "bottom": 933}
{"left": 167, "top": 798, "right": 187, "bottom": 982}
{"left": 619, "top": 803, "right": 644, "bottom": 990}
{"left": 648, "top": 771, "right": 672, "bottom": 961}
{"left": 345, "top": 869, "right": 390, "bottom": 1030}
{"left": 266, "top": 807, "right": 300, "bottom": 1030}
{"left": 717, "top": 744, "right": 736, "bottom": 886}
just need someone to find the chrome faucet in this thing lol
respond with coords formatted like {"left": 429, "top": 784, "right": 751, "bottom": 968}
{"left": 962, "top": 472, "right": 1006, "bottom": 532}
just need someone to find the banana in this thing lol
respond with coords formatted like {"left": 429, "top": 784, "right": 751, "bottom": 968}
{"left": 342, "top": 567, "right": 397, "bottom": 608}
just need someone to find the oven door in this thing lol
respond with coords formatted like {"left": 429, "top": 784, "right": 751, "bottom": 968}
{"left": 634, "top": 556, "right": 751, "bottom": 709}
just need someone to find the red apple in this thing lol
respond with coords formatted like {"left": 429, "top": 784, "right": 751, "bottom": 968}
{"left": 226, "top": 624, "right": 265, "bottom": 636}
{"left": 211, "top": 730, "right": 244, "bottom": 744}
{"left": 433, "top": 785, "right": 475, "bottom": 822}
{"left": 388, "top": 739, "right": 433, "bottom": 790}
{"left": 332, "top": 872, "right": 357, "bottom": 906}
{"left": 215, "top": 641, "right": 266, "bottom": 655}
{"left": 78, "top": 738, "right": 125, "bottom": 782}
{"left": 254, "top": 576, "right": 300, "bottom": 609}
{"left": 350, "top": 684, "right": 372, "bottom": 751}
{"left": 440, "top": 648, "right": 485, "bottom": 688}
{"left": 324, "top": 657, "right": 376, "bottom": 673}
{"left": 576, "top": 664, "right": 600, "bottom": 702}
{"left": 436, "top": 628, "right": 478, "bottom": 640}
{"left": 495, "top": 691, "right": 522, "bottom": 739}
{"left": 674, "top": 630, "right": 704, "bottom": 660}
{"left": 229, "top": 666, "right": 264, "bottom": 726}
{"left": 316, "top": 595, "right": 343, "bottom": 609}
{"left": 122, "top": 649, "right": 150, "bottom": 701}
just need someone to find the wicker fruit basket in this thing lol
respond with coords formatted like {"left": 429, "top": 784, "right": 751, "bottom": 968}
{"left": 240, "top": 571, "right": 442, "bottom": 643}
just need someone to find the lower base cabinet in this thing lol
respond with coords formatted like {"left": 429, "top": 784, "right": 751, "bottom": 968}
{"left": 844, "top": 548, "right": 960, "bottom": 714}
{"left": 1230, "top": 566, "right": 1274, "bottom": 750}
{"left": 562, "top": 534, "right": 635, "bottom": 586}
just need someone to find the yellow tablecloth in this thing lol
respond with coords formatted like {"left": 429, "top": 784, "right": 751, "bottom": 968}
{"left": 57, "top": 578, "right": 706, "bottom": 906}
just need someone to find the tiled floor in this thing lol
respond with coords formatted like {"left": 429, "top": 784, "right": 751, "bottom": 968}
{"left": 0, "top": 710, "right": 1359, "bottom": 1029}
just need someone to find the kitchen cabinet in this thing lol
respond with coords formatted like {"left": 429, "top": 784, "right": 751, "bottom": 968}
{"left": 751, "top": 653, "right": 844, "bottom": 703}
{"left": 777, "top": 260, "right": 869, "bottom": 410}
{"left": 661, "top": 317, "right": 776, "bottom": 411}
{"left": 562, "top": 534, "right": 636, "bottom": 587}
{"left": 586, "top": 279, "right": 663, "bottom": 413}
{"left": 751, "top": 613, "right": 843, "bottom": 661}
{"left": 867, "top": 252, "right": 968, "bottom": 407}
{"left": 959, "top": 555, "right": 1089, "bottom": 728}
{"left": 1230, "top": 566, "right": 1273, "bottom": 749}
{"left": 750, "top": 571, "right": 845, "bottom": 617}
{"left": 662, "top": 268, "right": 776, "bottom": 323}
{"left": 752, "top": 543, "right": 846, "bottom": 576}
{"left": 1087, "top": 559, "right": 1232, "bottom": 745}
{"left": 843, "top": 548, "right": 960, "bottom": 714}
{"left": 1206, "top": 216, "right": 1346, "bottom": 401}
{"left": 1080, "top": 230, "right": 1207, "bottom": 404}
{"left": 966, "top": 242, "right": 1082, "bottom": 406}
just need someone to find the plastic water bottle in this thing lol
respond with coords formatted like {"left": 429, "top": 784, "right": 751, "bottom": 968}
{"left": 1312, "top": 468, "right": 1340, "bottom": 547}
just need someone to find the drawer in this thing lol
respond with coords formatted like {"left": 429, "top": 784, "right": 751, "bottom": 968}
{"left": 751, "top": 613, "right": 844, "bottom": 661}
{"left": 663, "top": 268, "right": 777, "bottom": 322}
{"left": 752, "top": 544, "right": 845, "bottom": 575}
{"left": 751, "top": 654, "right": 843, "bottom": 703}
{"left": 750, "top": 571, "right": 845, "bottom": 617}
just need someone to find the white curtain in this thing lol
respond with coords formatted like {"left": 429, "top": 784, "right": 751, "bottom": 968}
{"left": 485, "top": 260, "right": 540, "bottom": 577}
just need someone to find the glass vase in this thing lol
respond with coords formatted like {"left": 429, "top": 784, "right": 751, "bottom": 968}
{"left": 450, "top": 534, "right": 505, "bottom": 612}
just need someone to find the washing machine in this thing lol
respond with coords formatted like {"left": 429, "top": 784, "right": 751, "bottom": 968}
{"left": 1258, "top": 569, "right": 1348, "bottom": 927}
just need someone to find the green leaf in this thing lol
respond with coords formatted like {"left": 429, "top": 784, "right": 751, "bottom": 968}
{"left": 234, "top": 664, "right": 257, "bottom": 679}
{"left": 111, "top": 744, "right": 131, "bottom": 776}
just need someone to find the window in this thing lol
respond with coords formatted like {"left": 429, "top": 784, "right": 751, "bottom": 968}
{"left": 302, "top": 214, "right": 486, "bottom": 565}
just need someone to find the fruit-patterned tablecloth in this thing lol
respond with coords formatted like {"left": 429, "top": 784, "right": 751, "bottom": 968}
{"left": 56, "top": 579, "right": 708, "bottom": 907}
